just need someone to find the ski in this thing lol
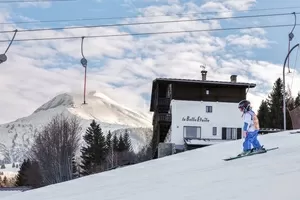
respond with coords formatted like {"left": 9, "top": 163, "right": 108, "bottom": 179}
{"left": 223, "top": 147, "right": 279, "bottom": 161}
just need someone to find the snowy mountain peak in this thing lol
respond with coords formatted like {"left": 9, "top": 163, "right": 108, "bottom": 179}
{"left": 31, "top": 91, "right": 151, "bottom": 128}
{"left": 34, "top": 93, "right": 74, "bottom": 113}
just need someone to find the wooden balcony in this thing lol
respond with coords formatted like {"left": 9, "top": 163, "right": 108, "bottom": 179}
{"left": 153, "top": 113, "right": 171, "bottom": 125}
{"left": 158, "top": 113, "right": 171, "bottom": 123}
{"left": 157, "top": 97, "right": 171, "bottom": 106}
{"left": 154, "top": 97, "right": 171, "bottom": 113}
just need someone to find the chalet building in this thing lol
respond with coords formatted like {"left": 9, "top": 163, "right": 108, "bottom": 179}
{"left": 149, "top": 70, "right": 256, "bottom": 158}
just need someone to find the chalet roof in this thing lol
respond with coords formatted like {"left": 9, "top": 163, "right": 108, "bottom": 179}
{"left": 149, "top": 77, "right": 256, "bottom": 111}
{"left": 153, "top": 78, "right": 256, "bottom": 87}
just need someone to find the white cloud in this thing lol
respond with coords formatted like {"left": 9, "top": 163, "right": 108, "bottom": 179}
{"left": 130, "top": 0, "right": 180, "bottom": 4}
{"left": 226, "top": 34, "right": 270, "bottom": 48}
{"left": 199, "top": 1, "right": 233, "bottom": 17}
{"left": 240, "top": 28, "right": 267, "bottom": 36}
{"left": 16, "top": 1, "right": 52, "bottom": 8}
{"left": 0, "top": 0, "right": 299, "bottom": 124}
{"left": 215, "top": 0, "right": 256, "bottom": 11}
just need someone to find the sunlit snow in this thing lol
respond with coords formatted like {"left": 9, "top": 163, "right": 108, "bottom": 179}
{"left": 3, "top": 130, "right": 300, "bottom": 200}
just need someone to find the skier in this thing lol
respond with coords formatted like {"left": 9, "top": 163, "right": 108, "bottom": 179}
{"left": 238, "top": 100, "right": 266, "bottom": 156}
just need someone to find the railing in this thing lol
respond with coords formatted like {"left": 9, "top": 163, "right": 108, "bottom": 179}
{"left": 259, "top": 128, "right": 283, "bottom": 135}
{"left": 153, "top": 113, "right": 171, "bottom": 125}
{"left": 154, "top": 97, "right": 171, "bottom": 108}
{"left": 157, "top": 97, "right": 171, "bottom": 106}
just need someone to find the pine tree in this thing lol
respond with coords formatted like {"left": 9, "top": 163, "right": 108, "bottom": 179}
{"left": 258, "top": 78, "right": 295, "bottom": 130}
{"left": 117, "top": 133, "right": 132, "bottom": 166}
{"left": 105, "top": 131, "right": 113, "bottom": 169}
{"left": 267, "top": 78, "right": 285, "bottom": 129}
{"left": 123, "top": 130, "right": 134, "bottom": 165}
{"left": 112, "top": 134, "right": 119, "bottom": 166}
{"left": 123, "top": 130, "right": 132, "bottom": 152}
{"left": 118, "top": 134, "right": 126, "bottom": 152}
{"left": 1, "top": 164, "right": 5, "bottom": 169}
{"left": 106, "top": 131, "right": 113, "bottom": 151}
{"left": 71, "top": 154, "right": 79, "bottom": 179}
{"left": 12, "top": 163, "right": 15, "bottom": 168}
{"left": 15, "top": 159, "right": 30, "bottom": 187}
{"left": 112, "top": 134, "right": 119, "bottom": 151}
{"left": 28, "top": 160, "right": 43, "bottom": 188}
{"left": 80, "top": 120, "right": 108, "bottom": 175}
{"left": 3, "top": 176, "right": 7, "bottom": 186}
{"left": 257, "top": 100, "right": 270, "bottom": 128}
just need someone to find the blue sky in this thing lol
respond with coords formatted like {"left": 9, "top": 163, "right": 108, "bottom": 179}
{"left": 0, "top": 0, "right": 300, "bottom": 123}
{"left": 7, "top": 0, "right": 300, "bottom": 63}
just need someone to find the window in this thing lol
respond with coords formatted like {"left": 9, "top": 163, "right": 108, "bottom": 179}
{"left": 206, "top": 89, "right": 210, "bottom": 95}
{"left": 212, "top": 127, "right": 217, "bottom": 136}
{"left": 206, "top": 106, "right": 212, "bottom": 113}
{"left": 222, "top": 128, "right": 238, "bottom": 140}
{"left": 183, "top": 126, "right": 201, "bottom": 139}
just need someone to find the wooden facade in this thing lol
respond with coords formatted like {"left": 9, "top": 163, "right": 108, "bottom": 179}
{"left": 149, "top": 74, "right": 256, "bottom": 158}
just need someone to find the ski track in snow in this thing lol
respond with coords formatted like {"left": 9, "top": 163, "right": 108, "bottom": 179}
{"left": 2, "top": 130, "right": 300, "bottom": 200}
{"left": 0, "top": 92, "right": 153, "bottom": 163}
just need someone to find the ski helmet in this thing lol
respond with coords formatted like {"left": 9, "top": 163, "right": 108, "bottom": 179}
{"left": 238, "top": 99, "right": 250, "bottom": 112}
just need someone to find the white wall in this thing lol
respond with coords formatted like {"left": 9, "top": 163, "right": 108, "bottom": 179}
{"left": 170, "top": 100, "right": 243, "bottom": 145}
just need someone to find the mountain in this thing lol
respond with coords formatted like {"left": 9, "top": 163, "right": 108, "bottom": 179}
{"left": 0, "top": 91, "right": 153, "bottom": 163}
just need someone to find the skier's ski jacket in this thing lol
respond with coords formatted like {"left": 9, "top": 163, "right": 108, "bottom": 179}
{"left": 242, "top": 110, "right": 260, "bottom": 133}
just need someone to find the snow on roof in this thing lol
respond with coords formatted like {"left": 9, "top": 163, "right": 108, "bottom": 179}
{"left": 2, "top": 129, "right": 300, "bottom": 200}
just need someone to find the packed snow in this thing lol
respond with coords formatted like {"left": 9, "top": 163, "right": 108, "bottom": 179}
{"left": 0, "top": 91, "right": 152, "bottom": 163}
{"left": 2, "top": 130, "right": 300, "bottom": 200}
{"left": 1, "top": 191, "right": 22, "bottom": 198}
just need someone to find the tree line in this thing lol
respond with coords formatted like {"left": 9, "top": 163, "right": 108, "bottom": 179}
{"left": 257, "top": 77, "right": 300, "bottom": 129}
{"left": 13, "top": 114, "right": 152, "bottom": 188}
{"left": 0, "top": 175, "right": 16, "bottom": 187}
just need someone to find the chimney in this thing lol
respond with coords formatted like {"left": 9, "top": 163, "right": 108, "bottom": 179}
{"left": 201, "top": 70, "right": 207, "bottom": 81}
{"left": 230, "top": 75, "right": 237, "bottom": 83}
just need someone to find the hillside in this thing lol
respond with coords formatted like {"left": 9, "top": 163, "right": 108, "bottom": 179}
{"left": 0, "top": 91, "right": 152, "bottom": 163}
{"left": 2, "top": 130, "right": 300, "bottom": 200}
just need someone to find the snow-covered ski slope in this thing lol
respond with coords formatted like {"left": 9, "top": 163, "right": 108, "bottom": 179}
{"left": 3, "top": 130, "right": 300, "bottom": 200}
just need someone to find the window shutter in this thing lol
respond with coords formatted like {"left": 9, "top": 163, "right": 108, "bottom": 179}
{"left": 222, "top": 128, "right": 226, "bottom": 140}
{"left": 237, "top": 128, "right": 242, "bottom": 139}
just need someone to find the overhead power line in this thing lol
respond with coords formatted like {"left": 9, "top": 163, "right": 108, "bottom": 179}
{"left": 0, "top": 0, "right": 75, "bottom": 3}
{"left": 1, "top": 11, "right": 298, "bottom": 34}
{"left": 1, "top": 5, "right": 300, "bottom": 25}
{"left": 0, "top": 23, "right": 298, "bottom": 43}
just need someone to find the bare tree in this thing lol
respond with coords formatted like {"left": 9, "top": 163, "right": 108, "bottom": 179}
{"left": 30, "top": 113, "right": 81, "bottom": 185}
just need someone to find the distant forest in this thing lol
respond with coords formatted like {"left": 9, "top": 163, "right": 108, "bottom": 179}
{"left": 257, "top": 77, "right": 300, "bottom": 130}
{"left": 1, "top": 115, "right": 153, "bottom": 188}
